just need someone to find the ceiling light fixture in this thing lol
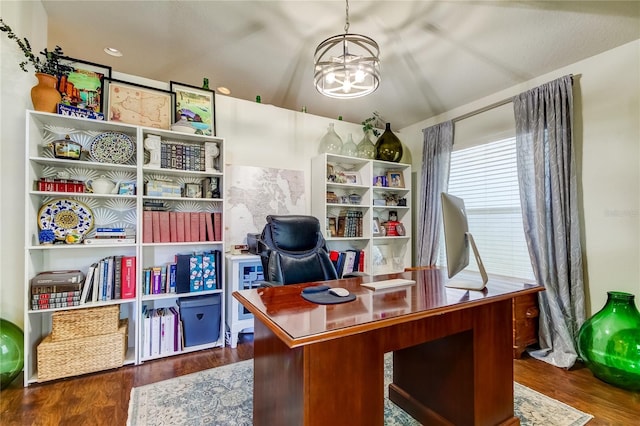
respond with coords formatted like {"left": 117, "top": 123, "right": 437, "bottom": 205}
{"left": 104, "top": 47, "right": 122, "bottom": 57}
{"left": 217, "top": 86, "right": 231, "bottom": 95}
{"left": 313, "top": 0, "right": 380, "bottom": 99}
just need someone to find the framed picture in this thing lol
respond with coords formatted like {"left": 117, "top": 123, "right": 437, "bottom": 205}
{"left": 373, "top": 175, "right": 387, "bottom": 187}
{"left": 343, "top": 171, "right": 360, "bottom": 185}
{"left": 396, "top": 223, "right": 406, "bottom": 236}
{"left": 170, "top": 81, "right": 216, "bottom": 136}
{"left": 326, "top": 164, "right": 334, "bottom": 181}
{"left": 386, "top": 171, "right": 405, "bottom": 188}
{"left": 373, "top": 217, "right": 382, "bottom": 236}
{"left": 57, "top": 57, "right": 111, "bottom": 114}
{"left": 185, "top": 183, "right": 202, "bottom": 198}
{"left": 118, "top": 182, "right": 136, "bottom": 195}
{"left": 328, "top": 217, "right": 337, "bottom": 237}
{"left": 105, "top": 78, "right": 173, "bottom": 129}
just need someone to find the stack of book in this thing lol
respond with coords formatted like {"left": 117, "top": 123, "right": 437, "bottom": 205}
{"left": 30, "top": 270, "right": 85, "bottom": 310}
{"left": 80, "top": 255, "right": 137, "bottom": 304}
{"left": 83, "top": 227, "right": 136, "bottom": 245}
{"left": 336, "top": 210, "right": 363, "bottom": 237}
{"left": 329, "top": 249, "right": 365, "bottom": 277}
{"left": 160, "top": 141, "right": 206, "bottom": 171}
{"left": 142, "top": 211, "right": 222, "bottom": 243}
{"left": 141, "top": 305, "right": 182, "bottom": 358}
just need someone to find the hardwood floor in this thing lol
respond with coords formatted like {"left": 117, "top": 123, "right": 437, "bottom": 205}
{"left": 1, "top": 340, "right": 638, "bottom": 425}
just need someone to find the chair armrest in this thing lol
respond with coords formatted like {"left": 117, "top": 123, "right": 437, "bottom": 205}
{"left": 342, "top": 272, "right": 368, "bottom": 278}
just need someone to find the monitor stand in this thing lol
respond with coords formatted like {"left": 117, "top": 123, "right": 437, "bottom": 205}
{"left": 445, "top": 232, "right": 489, "bottom": 291}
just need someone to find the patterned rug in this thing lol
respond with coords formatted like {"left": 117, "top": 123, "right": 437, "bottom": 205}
{"left": 128, "top": 355, "right": 593, "bottom": 426}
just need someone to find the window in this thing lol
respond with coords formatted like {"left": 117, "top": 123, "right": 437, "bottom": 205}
{"left": 439, "top": 137, "right": 535, "bottom": 281}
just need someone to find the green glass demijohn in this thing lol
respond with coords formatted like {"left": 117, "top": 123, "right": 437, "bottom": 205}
{"left": 375, "top": 123, "right": 403, "bottom": 162}
{"left": 577, "top": 291, "right": 640, "bottom": 391}
{"left": 356, "top": 130, "right": 377, "bottom": 159}
{"left": 340, "top": 133, "right": 358, "bottom": 158}
{"left": 319, "top": 123, "right": 343, "bottom": 155}
{"left": 0, "top": 318, "right": 24, "bottom": 388}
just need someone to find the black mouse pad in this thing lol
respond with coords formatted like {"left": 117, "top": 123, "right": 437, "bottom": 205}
{"left": 301, "top": 289, "right": 356, "bottom": 305}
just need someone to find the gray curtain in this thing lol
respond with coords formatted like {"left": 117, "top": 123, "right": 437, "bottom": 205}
{"left": 513, "top": 75, "right": 586, "bottom": 368}
{"left": 416, "top": 121, "right": 453, "bottom": 266}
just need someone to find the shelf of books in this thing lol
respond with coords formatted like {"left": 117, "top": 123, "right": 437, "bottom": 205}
{"left": 311, "top": 153, "right": 412, "bottom": 275}
{"left": 23, "top": 110, "right": 225, "bottom": 385}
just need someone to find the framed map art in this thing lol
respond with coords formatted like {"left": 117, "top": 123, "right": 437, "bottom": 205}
{"left": 170, "top": 81, "right": 216, "bottom": 136}
{"left": 105, "top": 79, "right": 173, "bottom": 130}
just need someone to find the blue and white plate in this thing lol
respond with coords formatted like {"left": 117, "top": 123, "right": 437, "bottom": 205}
{"left": 38, "top": 198, "right": 94, "bottom": 240}
{"left": 89, "top": 131, "right": 135, "bottom": 164}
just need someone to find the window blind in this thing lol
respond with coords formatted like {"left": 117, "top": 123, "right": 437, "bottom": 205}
{"left": 439, "top": 137, "right": 535, "bottom": 281}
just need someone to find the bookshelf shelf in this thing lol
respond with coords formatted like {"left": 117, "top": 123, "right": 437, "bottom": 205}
{"left": 24, "top": 110, "right": 226, "bottom": 386}
{"left": 311, "top": 154, "right": 412, "bottom": 275}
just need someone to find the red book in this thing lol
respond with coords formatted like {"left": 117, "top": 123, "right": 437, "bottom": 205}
{"left": 213, "top": 212, "right": 222, "bottom": 242}
{"left": 169, "top": 212, "right": 178, "bottom": 242}
{"left": 190, "top": 212, "right": 200, "bottom": 242}
{"left": 159, "top": 211, "right": 170, "bottom": 243}
{"left": 121, "top": 256, "right": 136, "bottom": 299}
{"left": 205, "top": 213, "right": 214, "bottom": 241}
{"left": 199, "top": 212, "right": 207, "bottom": 241}
{"left": 143, "top": 211, "right": 153, "bottom": 243}
{"left": 183, "top": 212, "right": 191, "bottom": 242}
{"left": 151, "top": 211, "right": 161, "bottom": 243}
{"left": 358, "top": 250, "right": 365, "bottom": 272}
{"left": 176, "top": 212, "right": 186, "bottom": 242}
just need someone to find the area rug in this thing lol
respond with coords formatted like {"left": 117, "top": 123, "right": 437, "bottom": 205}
{"left": 127, "top": 355, "right": 593, "bottom": 426}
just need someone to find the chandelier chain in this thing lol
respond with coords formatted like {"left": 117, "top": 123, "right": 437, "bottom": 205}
{"left": 344, "top": 0, "right": 350, "bottom": 33}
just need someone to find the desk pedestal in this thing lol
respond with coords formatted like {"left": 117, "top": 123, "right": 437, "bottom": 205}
{"left": 252, "top": 299, "right": 519, "bottom": 426}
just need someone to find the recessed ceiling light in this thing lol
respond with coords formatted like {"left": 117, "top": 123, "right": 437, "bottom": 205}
{"left": 104, "top": 47, "right": 123, "bottom": 57}
{"left": 217, "top": 86, "right": 231, "bottom": 95}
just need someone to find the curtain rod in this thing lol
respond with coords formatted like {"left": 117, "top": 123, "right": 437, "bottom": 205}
{"left": 451, "top": 73, "right": 576, "bottom": 124}
{"left": 451, "top": 96, "right": 513, "bottom": 124}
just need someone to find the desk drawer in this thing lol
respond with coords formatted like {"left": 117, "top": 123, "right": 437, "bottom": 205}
{"left": 512, "top": 293, "right": 539, "bottom": 358}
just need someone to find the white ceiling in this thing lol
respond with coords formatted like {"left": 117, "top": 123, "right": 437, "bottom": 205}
{"left": 43, "top": 1, "right": 640, "bottom": 129}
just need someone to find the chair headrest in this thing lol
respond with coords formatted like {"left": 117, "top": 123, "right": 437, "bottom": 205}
{"left": 262, "top": 215, "right": 324, "bottom": 252}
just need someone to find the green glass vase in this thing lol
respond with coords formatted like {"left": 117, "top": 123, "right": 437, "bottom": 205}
{"left": 375, "top": 123, "right": 403, "bottom": 162}
{"left": 577, "top": 291, "right": 640, "bottom": 391}
{"left": 0, "top": 318, "right": 24, "bottom": 388}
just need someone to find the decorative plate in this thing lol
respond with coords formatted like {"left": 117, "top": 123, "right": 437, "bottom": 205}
{"left": 89, "top": 132, "right": 135, "bottom": 164}
{"left": 38, "top": 198, "right": 94, "bottom": 240}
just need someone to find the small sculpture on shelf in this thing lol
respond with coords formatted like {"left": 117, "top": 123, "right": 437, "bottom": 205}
{"left": 38, "top": 229, "right": 55, "bottom": 245}
{"left": 144, "top": 134, "right": 162, "bottom": 168}
{"left": 205, "top": 142, "right": 220, "bottom": 172}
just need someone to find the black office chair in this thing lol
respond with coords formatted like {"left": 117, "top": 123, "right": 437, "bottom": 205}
{"left": 257, "top": 215, "right": 338, "bottom": 287}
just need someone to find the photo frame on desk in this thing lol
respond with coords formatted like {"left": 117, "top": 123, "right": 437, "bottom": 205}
{"left": 104, "top": 78, "right": 173, "bottom": 129}
{"left": 57, "top": 57, "right": 112, "bottom": 114}
{"left": 170, "top": 81, "right": 216, "bottom": 136}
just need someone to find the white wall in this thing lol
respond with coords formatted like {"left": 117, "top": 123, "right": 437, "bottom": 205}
{"left": 400, "top": 40, "right": 640, "bottom": 315}
{"left": 0, "top": 1, "right": 48, "bottom": 326}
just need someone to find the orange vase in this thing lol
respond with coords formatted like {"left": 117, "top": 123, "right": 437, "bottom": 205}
{"left": 31, "top": 73, "right": 61, "bottom": 113}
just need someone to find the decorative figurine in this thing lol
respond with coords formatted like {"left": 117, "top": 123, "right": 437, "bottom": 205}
{"left": 144, "top": 134, "right": 162, "bottom": 168}
{"left": 205, "top": 142, "right": 220, "bottom": 172}
{"left": 38, "top": 229, "right": 55, "bottom": 245}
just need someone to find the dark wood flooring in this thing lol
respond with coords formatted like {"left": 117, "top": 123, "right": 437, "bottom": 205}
{"left": 1, "top": 340, "right": 638, "bottom": 425}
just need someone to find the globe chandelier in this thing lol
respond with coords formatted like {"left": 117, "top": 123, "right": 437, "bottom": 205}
{"left": 313, "top": 0, "right": 381, "bottom": 99}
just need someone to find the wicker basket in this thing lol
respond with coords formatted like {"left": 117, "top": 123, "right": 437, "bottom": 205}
{"left": 37, "top": 320, "right": 127, "bottom": 382}
{"left": 51, "top": 305, "right": 120, "bottom": 341}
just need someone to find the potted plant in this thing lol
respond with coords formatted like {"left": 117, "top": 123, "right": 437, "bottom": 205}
{"left": 1, "top": 18, "right": 73, "bottom": 112}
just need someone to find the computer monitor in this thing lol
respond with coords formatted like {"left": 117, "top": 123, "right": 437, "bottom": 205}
{"left": 440, "top": 192, "right": 488, "bottom": 290}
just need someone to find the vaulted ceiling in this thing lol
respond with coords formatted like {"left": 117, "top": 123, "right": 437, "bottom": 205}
{"left": 43, "top": 1, "right": 640, "bottom": 128}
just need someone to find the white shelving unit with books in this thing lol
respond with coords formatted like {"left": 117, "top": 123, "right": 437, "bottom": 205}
{"left": 311, "top": 153, "right": 412, "bottom": 276}
{"left": 23, "top": 110, "right": 226, "bottom": 385}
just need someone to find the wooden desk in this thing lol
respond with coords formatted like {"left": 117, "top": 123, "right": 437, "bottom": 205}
{"left": 233, "top": 268, "right": 542, "bottom": 426}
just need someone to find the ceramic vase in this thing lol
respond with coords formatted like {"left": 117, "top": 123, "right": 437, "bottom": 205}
{"left": 319, "top": 123, "right": 343, "bottom": 155}
{"left": 356, "top": 130, "right": 377, "bottom": 159}
{"left": 375, "top": 123, "right": 403, "bottom": 162}
{"left": 340, "top": 133, "right": 358, "bottom": 158}
{"left": 577, "top": 291, "right": 640, "bottom": 390}
{"left": 31, "top": 73, "right": 62, "bottom": 113}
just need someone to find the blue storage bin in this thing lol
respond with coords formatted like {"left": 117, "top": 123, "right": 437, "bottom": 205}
{"left": 178, "top": 294, "right": 221, "bottom": 347}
